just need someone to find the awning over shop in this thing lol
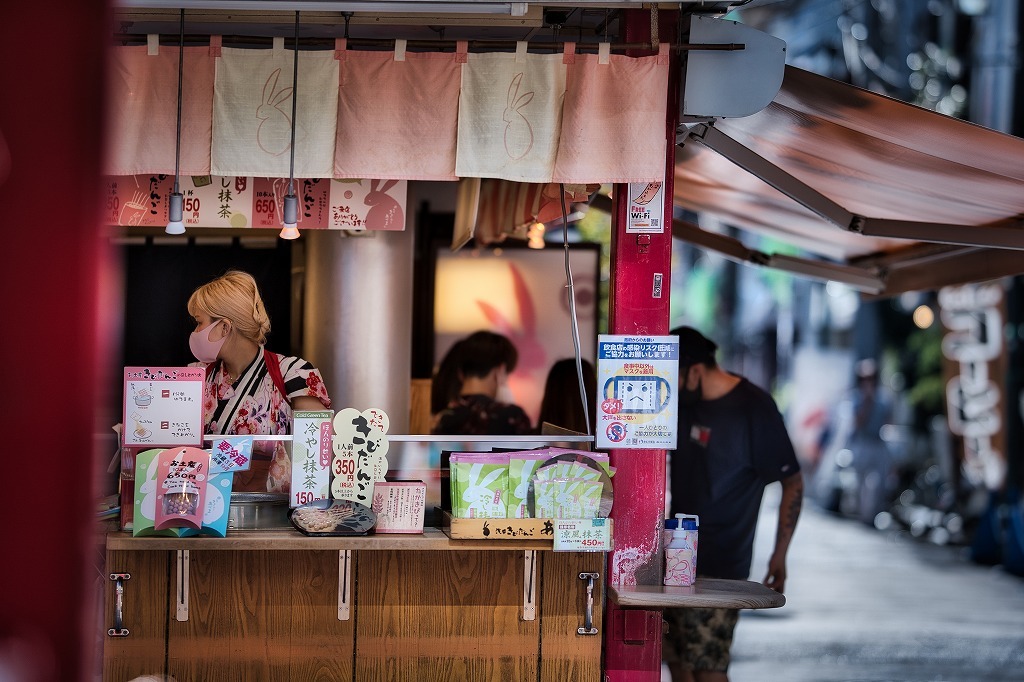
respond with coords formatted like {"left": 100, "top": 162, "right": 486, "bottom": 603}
{"left": 673, "top": 65, "right": 1024, "bottom": 296}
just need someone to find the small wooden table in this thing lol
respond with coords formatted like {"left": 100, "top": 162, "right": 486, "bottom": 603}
{"left": 609, "top": 577, "right": 786, "bottom": 610}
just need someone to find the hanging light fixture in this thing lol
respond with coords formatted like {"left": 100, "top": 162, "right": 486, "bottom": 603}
{"left": 279, "top": 11, "right": 301, "bottom": 240}
{"left": 526, "top": 221, "right": 546, "bottom": 249}
{"left": 165, "top": 8, "right": 186, "bottom": 235}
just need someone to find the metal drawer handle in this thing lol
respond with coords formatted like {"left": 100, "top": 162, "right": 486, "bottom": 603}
{"left": 108, "top": 573, "right": 130, "bottom": 637}
{"left": 577, "top": 571, "right": 599, "bottom": 635}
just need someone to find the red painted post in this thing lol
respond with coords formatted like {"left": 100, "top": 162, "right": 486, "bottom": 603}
{"left": 0, "top": 2, "right": 111, "bottom": 680}
{"left": 604, "top": 7, "right": 680, "bottom": 681}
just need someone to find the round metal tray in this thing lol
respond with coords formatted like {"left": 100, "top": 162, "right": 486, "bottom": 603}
{"left": 228, "top": 492, "right": 291, "bottom": 530}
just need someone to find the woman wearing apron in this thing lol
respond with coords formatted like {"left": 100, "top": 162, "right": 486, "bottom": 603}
{"left": 187, "top": 270, "right": 332, "bottom": 492}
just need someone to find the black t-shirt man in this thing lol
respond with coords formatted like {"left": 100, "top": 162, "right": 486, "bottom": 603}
{"left": 670, "top": 377, "right": 801, "bottom": 579}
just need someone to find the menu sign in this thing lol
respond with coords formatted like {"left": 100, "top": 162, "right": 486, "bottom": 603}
{"left": 123, "top": 367, "right": 205, "bottom": 448}
{"left": 331, "top": 407, "right": 390, "bottom": 506}
{"left": 104, "top": 175, "right": 405, "bottom": 231}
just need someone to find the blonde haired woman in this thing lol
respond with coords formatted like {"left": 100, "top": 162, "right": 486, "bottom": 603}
{"left": 188, "top": 270, "right": 331, "bottom": 492}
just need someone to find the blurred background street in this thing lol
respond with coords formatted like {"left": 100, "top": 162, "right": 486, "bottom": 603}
{"left": 700, "top": 486, "right": 1024, "bottom": 682}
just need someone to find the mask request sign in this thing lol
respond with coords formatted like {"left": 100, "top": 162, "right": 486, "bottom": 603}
{"left": 596, "top": 335, "right": 679, "bottom": 449}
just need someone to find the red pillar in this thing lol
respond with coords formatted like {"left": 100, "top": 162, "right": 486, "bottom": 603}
{"left": 604, "top": 8, "right": 680, "bottom": 681}
{"left": 0, "top": 3, "right": 113, "bottom": 681}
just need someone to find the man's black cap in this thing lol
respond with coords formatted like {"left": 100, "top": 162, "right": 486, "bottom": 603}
{"left": 669, "top": 326, "right": 718, "bottom": 366}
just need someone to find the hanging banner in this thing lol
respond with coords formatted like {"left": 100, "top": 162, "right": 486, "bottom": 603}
{"left": 104, "top": 175, "right": 406, "bottom": 231}
{"left": 939, "top": 281, "right": 1008, "bottom": 490}
{"left": 596, "top": 335, "right": 679, "bottom": 449}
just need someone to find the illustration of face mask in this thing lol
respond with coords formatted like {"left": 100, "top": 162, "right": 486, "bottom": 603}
{"left": 605, "top": 375, "right": 671, "bottom": 414}
{"left": 189, "top": 319, "right": 227, "bottom": 364}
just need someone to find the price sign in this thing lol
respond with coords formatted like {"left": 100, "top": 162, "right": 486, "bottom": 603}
{"left": 552, "top": 518, "right": 613, "bottom": 552}
{"left": 208, "top": 436, "right": 253, "bottom": 473}
{"left": 330, "top": 407, "right": 389, "bottom": 505}
{"left": 290, "top": 411, "right": 333, "bottom": 508}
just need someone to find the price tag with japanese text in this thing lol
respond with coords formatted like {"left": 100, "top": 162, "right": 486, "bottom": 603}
{"left": 552, "top": 518, "right": 613, "bottom": 552}
{"left": 331, "top": 408, "right": 389, "bottom": 505}
{"left": 208, "top": 436, "right": 254, "bottom": 473}
{"left": 290, "top": 411, "right": 333, "bottom": 508}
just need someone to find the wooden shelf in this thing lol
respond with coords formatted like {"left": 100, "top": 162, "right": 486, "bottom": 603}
{"left": 106, "top": 527, "right": 552, "bottom": 551}
{"left": 609, "top": 578, "right": 786, "bottom": 610}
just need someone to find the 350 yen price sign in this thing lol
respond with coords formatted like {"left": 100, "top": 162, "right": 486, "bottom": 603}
{"left": 333, "top": 457, "right": 356, "bottom": 477}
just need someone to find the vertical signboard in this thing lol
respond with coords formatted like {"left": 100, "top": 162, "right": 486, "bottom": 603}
{"left": 939, "top": 282, "right": 1008, "bottom": 490}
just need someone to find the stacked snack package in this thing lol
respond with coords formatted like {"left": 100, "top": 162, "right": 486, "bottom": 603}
{"left": 507, "top": 451, "right": 551, "bottom": 518}
{"left": 546, "top": 448, "right": 615, "bottom": 478}
{"left": 533, "top": 459, "right": 604, "bottom": 519}
{"left": 449, "top": 448, "right": 613, "bottom": 520}
{"left": 450, "top": 453, "right": 508, "bottom": 518}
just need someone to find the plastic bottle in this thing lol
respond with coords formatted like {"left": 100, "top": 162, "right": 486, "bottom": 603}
{"left": 663, "top": 513, "right": 699, "bottom": 586}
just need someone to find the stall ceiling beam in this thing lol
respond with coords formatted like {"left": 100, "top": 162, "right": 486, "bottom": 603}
{"left": 864, "top": 247, "right": 1024, "bottom": 299}
{"left": 857, "top": 216, "right": 1024, "bottom": 252}
{"left": 681, "top": 122, "right": 858, "bottom": 233}
{"left": 671, "top": 217, "right": 759, "bottom": 264}
{"left": 683, "top": 122, "right": 1024, "bottom": 252}
{"left": 765, "top": 253, "right": 885, "bottom": 293}
{"left": 671, "top": 218, "right": 886, "bottom": 293}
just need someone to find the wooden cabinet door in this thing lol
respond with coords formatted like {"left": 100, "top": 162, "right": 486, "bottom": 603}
{"left": 538, "top": 551, "right": 604, "bottom": 682}
{"left": 166, "top": 550, "right": 355, "bottom": 681}
{"left": 356, "top": 550, "right": 540, "bottom": 681}
{"left": 103, "top": 549, "right": 171, "bottom": 682}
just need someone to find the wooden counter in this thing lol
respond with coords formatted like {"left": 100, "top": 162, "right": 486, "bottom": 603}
{"left": 610, "top": 577, "right": 786, "bottom": 610}
{"left": 102, "top": 527, "right": 603, "bottom": 681}
{"left": 106, "top": 527, "right": 552, "bottom": 551}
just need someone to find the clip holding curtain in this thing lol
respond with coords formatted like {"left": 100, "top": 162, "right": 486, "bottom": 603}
{"left": 598, "top": 43, "right": 611, "bottom": 65}
{"left": 562, "top": 42, "right": 576, "bottom": 65}
{"left": 147, "top": 34, "right": 159, "bottom": 56}
{"left": 394, "top": 38, "right": 407, "bottom": 62}
{"left": 515, "top": 40, "right": 527, "bottom": 63}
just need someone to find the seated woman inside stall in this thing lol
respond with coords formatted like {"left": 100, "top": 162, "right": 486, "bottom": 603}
{"left": 187, "top": 269, "right": 331, "bottom": 492}
{"left": 536, "top": 357, "right": 596, "bottom": 435}
{"left": 431, "top": 330, "right": 532, "bottom": 436}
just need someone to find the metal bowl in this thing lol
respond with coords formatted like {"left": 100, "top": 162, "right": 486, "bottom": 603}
{"left": 227, "top": 492, "right": 291, "bottom": 530}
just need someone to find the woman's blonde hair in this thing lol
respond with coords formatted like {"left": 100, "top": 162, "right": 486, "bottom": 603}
{"left": 187, "top": 270, "right": 271, "bottom": 345}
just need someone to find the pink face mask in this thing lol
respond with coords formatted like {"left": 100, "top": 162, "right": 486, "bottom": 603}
{"left": 189, "top": 319, "right": 227, "bottom": 364}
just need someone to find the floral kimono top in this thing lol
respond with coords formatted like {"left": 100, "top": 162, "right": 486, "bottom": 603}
{"left": 194, "top": 348, "right": 331, "bottom": 493}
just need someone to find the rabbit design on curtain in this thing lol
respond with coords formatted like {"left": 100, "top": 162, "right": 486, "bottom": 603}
{"left": 255, "top": 68, "right": 293, "bottom": 156}
{"left": 502, "top": 73, "right": 535, "bottom": 161}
